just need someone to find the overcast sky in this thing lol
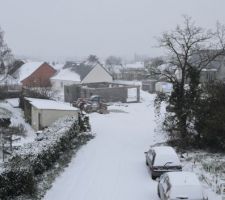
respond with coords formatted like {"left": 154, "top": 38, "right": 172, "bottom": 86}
{"left": 0, "top": 0, "right": 225, "bottom": 61}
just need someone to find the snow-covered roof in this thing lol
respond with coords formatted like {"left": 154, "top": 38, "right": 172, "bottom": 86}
{"left": 17, "top": 62, "right": 44, "bottom": 82}
{"left": 51, "top": 68, "right": 81, "bottom": 82}
{"left": 202, "top": 68, "right": 218, "bottom": 72}
{"left": 157, "top": 63, "right": 177, "bottom": 72}
{"left": 167, "top": 172, "right": 203, "bottom": 199}
{"left": 124, "top": 62, "right": 144, "bottom": 69}
{"left": 63, "top": 62, "right": 96, "bottom": 80}
{"left": 25, "top": 98, "right": 78, "bottom": 111}
{"left": 0, "top": 107, "right": 11, "bottom": 118}
{"left": 52, "top": 63, "right": 65, "bottom": 70}
{"left": 152, "top": 146, "right": 181, "bottom": 166}
{"left": 0, "top": 74, "right": 18, "bottom": 85}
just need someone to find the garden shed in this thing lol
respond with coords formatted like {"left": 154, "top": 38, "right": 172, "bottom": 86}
{"left": 24, "top": 98, "right": 79, "bottom": 130}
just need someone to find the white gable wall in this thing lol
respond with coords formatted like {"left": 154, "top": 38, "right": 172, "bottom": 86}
{"left": 51, "top": 79, "right": 80, "bottom": 92}
{"left": 81, "top": 65, "right": 113, "bottom": 84}
{"left": 31, "top": 106, "right": 78, "bottom": 130}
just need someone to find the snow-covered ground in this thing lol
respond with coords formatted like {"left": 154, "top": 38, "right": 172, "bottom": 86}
{"left": 43, "top": 91, "right": 220, "bottom": 200}
{"left": 0, "top": 99, "right": 36, "bottom": 145}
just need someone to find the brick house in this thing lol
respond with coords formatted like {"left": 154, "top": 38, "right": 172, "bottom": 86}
{"left": 14, "top": 62, "right": 56, "bottom": 87}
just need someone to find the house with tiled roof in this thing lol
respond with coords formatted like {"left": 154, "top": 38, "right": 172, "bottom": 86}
{"left": 13, "top": 62, "right": 56, "bottom": 87}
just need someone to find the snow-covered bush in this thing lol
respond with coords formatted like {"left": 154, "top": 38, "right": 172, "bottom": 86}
{"left": 0, "top": 168, "right": 36, "bottom": 199}
{"left": 0, "top": 116, "right": 93, "bottom": 199}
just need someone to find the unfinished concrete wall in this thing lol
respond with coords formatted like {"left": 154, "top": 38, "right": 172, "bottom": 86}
{"left": 64, "top": 83, "right": 140, "bottom": 103}
{"left": 142, "top": 80, "right": 157, "bottom": 93}
{"left": 80, "top": 87, "right": 128, "bottom": 103}
{"left": 64, "top": 84, "right": 81, "bottom": 103}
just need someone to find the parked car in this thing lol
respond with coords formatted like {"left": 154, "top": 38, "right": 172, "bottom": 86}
{"left": 157, "top": 171, "right": 208, "bottom": 200}
{"left": 145, "top": 146, "right": 182, "bottom": 179}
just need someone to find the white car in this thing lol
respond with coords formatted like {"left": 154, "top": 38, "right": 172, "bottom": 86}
{"left": 145, "top": 146, "right": 182, "bottom": 179}
{"left": 157, "top": 171, "right": 208, "bottom": 200}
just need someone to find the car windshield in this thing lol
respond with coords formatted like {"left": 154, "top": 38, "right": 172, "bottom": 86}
{"left": 153, "top": 154, "right": 181, "bottom": 167}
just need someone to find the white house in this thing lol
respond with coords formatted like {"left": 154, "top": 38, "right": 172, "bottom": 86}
{"left": 25, "top": 98, "right": 79, "bottom": 130}
{"left": 124, "top": 61, "right": 145, "bottom": 69}
{"left": 51, "top": 63, "right": 113, "bottom": 92}
{"left": 51, "top": 68, "right": 81, "bottom": 92}
{"left": 81, "top": 63, "right": 113, "bottom": 84}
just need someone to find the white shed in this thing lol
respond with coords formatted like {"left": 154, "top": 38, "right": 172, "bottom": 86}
{"left": 25, "top": 98, "right": 79, "bottom": 130}
{"left": 155, "top": 82, "right": 173, "bottom": 93}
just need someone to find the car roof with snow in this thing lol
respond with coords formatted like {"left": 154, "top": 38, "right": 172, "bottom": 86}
{"left": 151, "top": 146, "right": 181, "bottom": 166}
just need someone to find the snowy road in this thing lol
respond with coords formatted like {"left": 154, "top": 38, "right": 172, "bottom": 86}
{"left": 44, "top": 92, "right": 160, "bottom": 200}
{"left": 43, "top": 92, "right": 219, "bottom": 200}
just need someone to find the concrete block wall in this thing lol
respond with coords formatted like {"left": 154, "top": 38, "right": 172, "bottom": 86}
{"left": 64, "top": 83, "right": 140, "bottom": 103}
{"left": 81, "top": 87, "right": 128, "bottom": 103}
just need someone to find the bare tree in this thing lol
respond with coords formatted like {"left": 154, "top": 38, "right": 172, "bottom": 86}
{"left": 155, "top": 16, "right": 225, "bottom": 146}
{"left": 0, "top": 26, "right": 14, "bottom": 83}
{"left": 105, "top": 56, "right": 122, "bottom": 72}
{"left": 106, "top": 56, "right": 122, "bottom": 66}
{"left": 87, "top": 54, "right": 99, "bottom": 63}
{"left": 145, "top": 56, "right": 165, "bottom": 79}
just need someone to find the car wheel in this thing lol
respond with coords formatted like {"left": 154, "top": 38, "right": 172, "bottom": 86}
{"left": 151, "top": 174, "right": 157, "bottom": 180}
{"left": 157, "top": 186, "right": 160, "bottom": 198}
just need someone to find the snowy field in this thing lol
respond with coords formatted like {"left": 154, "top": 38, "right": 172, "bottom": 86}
{"left": 43, "top": 91, "right": 220, "bottom": 200}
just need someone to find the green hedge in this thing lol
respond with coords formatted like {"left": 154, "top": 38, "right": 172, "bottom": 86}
{"left": 0, "top": 169, "right": 36, "bottom": 199}
{"left": 0, "top": 117, "right": 93, "bottom": 199}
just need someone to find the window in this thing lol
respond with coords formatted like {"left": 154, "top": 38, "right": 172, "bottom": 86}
{"left": 148, "top": 150, "right": 153, "bottom": 161}
{"left": 150, "top": 151, "right": 157, "bottom": 165}
{"left": 162, "top": 176, "right": 169, "bottom": 192}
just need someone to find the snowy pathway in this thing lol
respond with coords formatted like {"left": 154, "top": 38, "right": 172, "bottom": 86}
{"left": 44, "top": 93, "right": 160, "bottom": 200}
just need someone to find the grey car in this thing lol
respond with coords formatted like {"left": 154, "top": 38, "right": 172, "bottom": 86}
{"left": 145, "top": 146, "right": 182, "bottom": 179}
